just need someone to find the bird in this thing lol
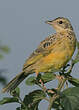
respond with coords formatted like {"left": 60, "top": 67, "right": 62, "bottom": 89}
{"left": 2, "top": 17, "right": 76, "bottom": 93}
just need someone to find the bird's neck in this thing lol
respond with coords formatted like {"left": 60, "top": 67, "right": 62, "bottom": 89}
{"left": 57, "top": 29, "right": 74, "bottom": 34}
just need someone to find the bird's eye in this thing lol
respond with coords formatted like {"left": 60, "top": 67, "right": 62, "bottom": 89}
{"left": 59, "top": 21, "right": 63, "bottom": 24}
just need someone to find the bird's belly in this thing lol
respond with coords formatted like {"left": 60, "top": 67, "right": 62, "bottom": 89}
{"left": 36, "top": 45, "right": 75, "bottom": 72}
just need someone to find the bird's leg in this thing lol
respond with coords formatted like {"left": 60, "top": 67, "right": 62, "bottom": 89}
{"left": 47, "top": 69, "right": 65, "bottom": 93}
{"left": 56, "top": 65, "right": 70, "bottom": 90}
{"left": 58, "top": 61, "right": 73, "bottom": 89}
{"left": 56, "top": 64, "right": 70, "bottom": 89}
{"left": 35, "top": 70, "right": 39, "bottom": 77}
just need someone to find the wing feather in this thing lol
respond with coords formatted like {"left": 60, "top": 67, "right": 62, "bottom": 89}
{"left": 23, "top": 33, "right": 58, "bottom": 70}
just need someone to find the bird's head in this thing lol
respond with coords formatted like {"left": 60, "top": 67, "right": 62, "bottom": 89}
{"left": 45, "top": 17, "right": 73, "bottom": 32}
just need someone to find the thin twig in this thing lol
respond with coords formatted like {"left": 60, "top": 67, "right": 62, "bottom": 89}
{"left": 18, "top": 96, "right": 24, "bottom": 105}
{"left": 48, "top": 94, "right": 59, "bottom": 110}
{"left": 58, "top": 78, "right": 67, "bottom": 91}
{"left": 36, "top": 82, "right": 49, "bottom": 102}
{"left": 44, "top": 97, "right": 49, "bottom": 102}
{"left": 48, "top": 72, "right": 67, "bottom": 110}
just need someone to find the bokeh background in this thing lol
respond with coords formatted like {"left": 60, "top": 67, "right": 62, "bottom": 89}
{"left": 0, "top": 0, "right": 79, "bottom": 110}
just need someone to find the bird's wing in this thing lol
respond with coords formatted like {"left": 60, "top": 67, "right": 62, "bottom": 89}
{"left": 23, "top": 33, "right": 58, "bottom": 70}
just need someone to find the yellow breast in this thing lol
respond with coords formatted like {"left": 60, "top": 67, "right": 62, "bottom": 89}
{"left": 36, "top": 34, "right": 76, "bottom": 72}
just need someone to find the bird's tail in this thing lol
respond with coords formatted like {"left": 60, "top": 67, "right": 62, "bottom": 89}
{"left": 2, "top": 71, "right": 29, "bottom": 93}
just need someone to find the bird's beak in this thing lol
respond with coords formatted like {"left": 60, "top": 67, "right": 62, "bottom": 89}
{"left": 45, "top": 20, "right": 53, "bottom": 25}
